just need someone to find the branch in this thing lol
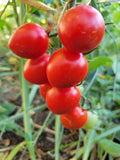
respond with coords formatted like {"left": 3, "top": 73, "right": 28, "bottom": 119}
{"left": 57, "top": 0, "right": 71, "bottom": 26}
{"left": 17, "top": 0, "right": 57, "bottom": 12}
{"left": 12, "top": 0, "right": 20, "bottom": 26}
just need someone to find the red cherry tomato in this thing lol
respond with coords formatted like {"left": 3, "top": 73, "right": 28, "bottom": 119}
{"left": 58, "top": 5, "right": 105, "bottom": 53}
{"left": 23, "top": 54, "right": 50, "bottom": 84}
{"left": 8, "top": 23, "right": 49, "bottom": 59}
{"left": 46, "top": 86, "right": 81, "bottom": 114}
{"left": 39, "top": 83, "right": 51, "bottom": 99}
{"left": 47, "top": 48, "right": 88, "bottom": 88}
{"left": 60, "top": 106, "right": 88, "bottom": 130}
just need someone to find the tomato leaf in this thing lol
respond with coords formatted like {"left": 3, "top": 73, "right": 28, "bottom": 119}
{"left": 97, "top": 139, "right": 120, "bottom": 156}
{"left": 0, "top": 106, "right": 7, "bottom": 115}
{"left": 88, "top": 57, "right": 112, "bottom": 72}
{"left": 112, "top": 10, "right": 120, "bottom": 24}
{"left": 2, "top": 103, "right": 15, "bottom": 115}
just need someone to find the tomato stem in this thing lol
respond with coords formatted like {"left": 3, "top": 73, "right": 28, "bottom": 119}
{"left": 18, "top": 2, "right": 36, "bottom": 160}
{"left": 19, "top": 58, "right": 36, "bottom": 160}
{"left": 55, "top": 115, "right": 61, "bottom": 160}
{"left": 17, "top": 0, "right": 57, "bottom": 12}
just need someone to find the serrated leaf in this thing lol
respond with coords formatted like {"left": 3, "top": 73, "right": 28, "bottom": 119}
{"left": 97, "top": 139, "right": 120, "bottom": 156}
{"left": 88, "top": 57, "right": 112, "bottom": 72}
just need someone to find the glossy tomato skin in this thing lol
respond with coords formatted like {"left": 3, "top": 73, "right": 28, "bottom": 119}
{"left": 47, "top": 48, "right": 88, "bottom": 88}
{"left": 60, "top": 106, "right": 88, "bottom": 130}
{"left": 23, "top": 54, "right": 50, "bottom": 84}
{"left": 46, "top": 86, "right": 81, "bottom": 114}
{"left": 8, "top": 23, "right": 49, "bottom": 59}
{"left": 82, "top": 111, "right": 98, "bottom": 130}
{"left": 58, "top": 5, "right": 105, "bottom": 53}
{"left": 39, "top": 83, "right": 51, "bottom": 99}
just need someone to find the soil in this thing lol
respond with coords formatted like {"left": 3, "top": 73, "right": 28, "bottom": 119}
{"left": 0, "top": 75, "right": 80, "bottom": 160}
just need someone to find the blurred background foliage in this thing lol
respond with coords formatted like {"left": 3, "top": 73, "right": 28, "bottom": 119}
{"left": 0, "top": 0, "right": 120, "bottom": 159}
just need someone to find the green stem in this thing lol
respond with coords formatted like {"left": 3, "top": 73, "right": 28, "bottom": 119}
{"left": 73, "top": 129, "right": 82, "bottom": 160}
{"left": 19, "top": 59, "right": 36, "bottom": 160}
{"left": 105, "top": 28, "right": 119, "bottom": 101}
{"left": 12, "top": 0, "right": 20, "bottom": 26}
{"left": 0, "top": 104, "right": 46, "bottom": 126}
{"left": 70, "top": 0, "right": 76, "bottom": 7}
{"left": 18, "top": 2, "right": 36, "bottom": 159}
{"left": 0, "top": 1, "right": 9, "bottom": 18}
{"left": 55, "top": 115, "right": 61, "bottom": 160}
{"left": 83, "top": 69, "right": 99, "bottom": 96}
{"left": 6, "top": 141, "right": 26, "bottom": 160}
{"left": 33, "top": 112, "right": 53, "bottom": 145}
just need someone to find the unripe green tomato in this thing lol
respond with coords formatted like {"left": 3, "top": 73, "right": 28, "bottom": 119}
{"left": 82, "top": 111, "right": 98, "bottom": 130}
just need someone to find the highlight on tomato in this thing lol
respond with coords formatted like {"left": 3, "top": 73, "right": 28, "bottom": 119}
{"left": 8, "top": 23, "right": 49, "bottom": 59}
{"left": 58, "top": 5, "right": 105, "bottom": 53}
{"left": 47, "top": 47, "right": 88, "bottom": 88}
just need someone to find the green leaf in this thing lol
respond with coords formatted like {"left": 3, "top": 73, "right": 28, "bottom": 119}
{"left": 38, "top": 0, "right": 44, "bottom": 2}
{"left": 0, "top": 106, "right": 7, "bottom": 115}
{"left": 88, "top": 57, "right": 112, "bottom": 72}
{"left": 97, "top": 139, "right": 120, "bottom": 156}
{"left": 0, "top": 153, "right": 3, "bottom": 158}
{"left": 94, "top": 126, "right": 120, "bottom": 142}
{"left": 6, "top": 141, "right": 26, "bottom": 160}
{"left": 2, "top": 103, "right": 15, "bottom": 115}
{"left": 0, "top": 103, "right": 15, "bottom": 116}
{"left": 112, "top": 11, "right": 120, "bottom": 24}
{"left": 0, "top": 19, "right": 11, "bottom": 31}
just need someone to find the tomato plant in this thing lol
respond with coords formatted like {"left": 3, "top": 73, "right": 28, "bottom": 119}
{"left": 23, "top": 53, "right": 50, "bottom": 84}
{"left": 82, "top": 111, "right": 98, "bottom": 130}
{"left": 60, "top": 106, "right": 88, "bottom": 129}
{"left": 46, "top": 86, "right": 81, "bottom": 114}
{"left": 8, "top": 23, "right": 49, "bottom": 59}
{"left": 39, "top": 83, "right": 51, "bottom": 99}
{"left": 47, "top": 47, "right": 88, "bottom": 88}
{"left": 58, "top": 5, "right": 105, "bottom": 53}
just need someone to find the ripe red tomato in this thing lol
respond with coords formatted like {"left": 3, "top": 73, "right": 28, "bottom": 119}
{"left": 8, "top": 23, "right": 49, "bottom": 59}
{"left": 46, "top": 86, "right": 81, "bottom": 114}
{"left": 58, "top": 5, "right": 105, "bottom": 53}
{"left": 23, "top": 53, "right": 50, "bottom": 84}
{"left": 60, "top": 106, "right": 88, "bottom": 130}
{"left": 47, "top": 48, "right": 88, "bottom": 88}
{"left": 39, "top": 83, "right": 51, "bottom": 99}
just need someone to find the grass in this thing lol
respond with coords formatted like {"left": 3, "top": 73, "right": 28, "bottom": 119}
{"left": 0, "top": 0, "right": 120, "bottom": 159}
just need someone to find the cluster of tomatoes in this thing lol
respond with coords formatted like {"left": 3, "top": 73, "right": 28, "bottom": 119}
{"left": 8, "top": 5, "right": 105, "bottom": 130}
